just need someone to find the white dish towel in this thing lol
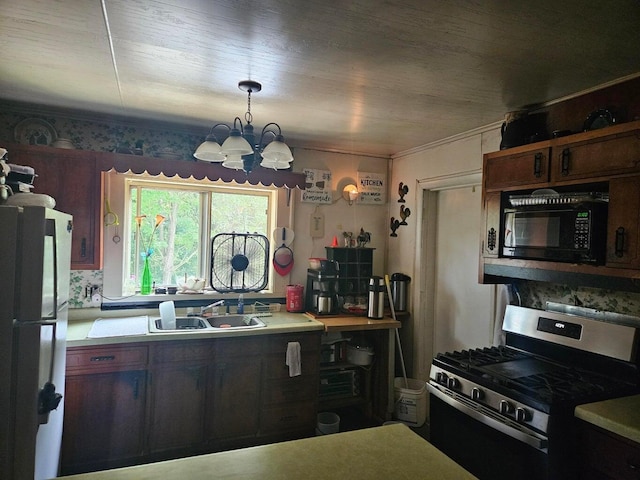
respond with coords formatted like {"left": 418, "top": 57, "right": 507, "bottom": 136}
{"left": 286, "top": 341, "right": 301, "bottom": 377}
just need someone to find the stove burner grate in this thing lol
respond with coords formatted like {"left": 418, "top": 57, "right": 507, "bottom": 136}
{"left": 437, "top": 346, "right": 530, "bottom": 369}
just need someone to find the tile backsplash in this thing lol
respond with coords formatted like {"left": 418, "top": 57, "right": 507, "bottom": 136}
{"left": 69, "top": 270, "right": 104, "bottom": 309}
{"left": 516, "top": 280, "right": 640, "bottom": 317}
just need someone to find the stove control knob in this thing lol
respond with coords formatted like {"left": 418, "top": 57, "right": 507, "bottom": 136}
{"left": 436, "top": 372, "right": 448, "bottom": 384}
{"left": 499, "top": 400, "right": 514, "bottom": 415}
{"left": 447, "top": 377, "right": 459, "bottom": 390}
{"left": 515, "top": 407, "right": 530, "bottom": 423}
{"left": 471, "top": 387, "right": 484, "bottom": 401}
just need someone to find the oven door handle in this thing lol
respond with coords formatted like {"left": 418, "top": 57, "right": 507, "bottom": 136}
{"left": 427, "top": 383, "right": 548, "bottom": 451}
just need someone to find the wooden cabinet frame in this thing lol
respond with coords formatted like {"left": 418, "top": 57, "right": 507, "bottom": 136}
{"left": 62, "top": 332, "right": 321, "bottom": 474}
{"left": 480, "top": 120, "right": 640, "bottom": 291}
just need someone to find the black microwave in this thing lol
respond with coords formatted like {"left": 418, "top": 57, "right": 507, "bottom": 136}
{"left": 502, "top": 192, "right": 608, "bottom": 264}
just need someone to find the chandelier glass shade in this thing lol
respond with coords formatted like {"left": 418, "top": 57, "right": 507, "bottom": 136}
{"left": 193, "top": 81, "right": 294, "bottom": 173}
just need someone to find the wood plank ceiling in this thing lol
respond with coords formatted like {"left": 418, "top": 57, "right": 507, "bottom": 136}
{"left": 1, "top": 0, "right": 639, "bottom": 157}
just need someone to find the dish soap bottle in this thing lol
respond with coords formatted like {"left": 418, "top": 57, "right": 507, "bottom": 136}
{"left": 237, "top": 294, "right": 244, "bottom": 314}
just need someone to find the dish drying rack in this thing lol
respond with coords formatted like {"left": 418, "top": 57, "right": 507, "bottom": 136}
{"left": 250, "top": 302, "right": 281, "bottom": 316}
{"left": 508, "top": 191, "right": 609, "bottom": 206}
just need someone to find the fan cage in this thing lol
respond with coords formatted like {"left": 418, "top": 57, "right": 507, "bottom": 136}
{"left": 210, "top": 232, "right": 269, "bottom": 293}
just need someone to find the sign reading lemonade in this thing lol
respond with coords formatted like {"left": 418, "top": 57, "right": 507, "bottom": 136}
{"left": 301, "top": 169, "right": 332, "bottom": 204}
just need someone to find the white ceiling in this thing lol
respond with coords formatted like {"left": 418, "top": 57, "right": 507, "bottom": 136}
{"left": 1, "top": 0, "right": 640, "bottom": 157}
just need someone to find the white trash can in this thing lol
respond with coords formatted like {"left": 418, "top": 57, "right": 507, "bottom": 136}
{"left": 316, "top": 412, "right": 340, "bottom": 435}
{"left": 393, "top": 378, "right": 427, "bottom": 427}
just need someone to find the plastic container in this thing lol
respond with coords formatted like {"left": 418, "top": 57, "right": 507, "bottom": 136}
{"left": 316, "top": 412, "right": 340, "bottom": 435}
{"left": 393, "top": 378, "right": 427, "bottom": 427}
{"left": 286, "top": 284, "right": 304, "bottom": 312}
{"left": 237, "top": 294, "right": 244, "bottom": 314}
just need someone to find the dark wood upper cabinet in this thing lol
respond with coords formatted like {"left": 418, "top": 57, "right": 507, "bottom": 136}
{"left": 7, "top": 144, "right": 103, "bottom": 270}
{"left": 480, "top": 120, "right": 640, "bottom": 292}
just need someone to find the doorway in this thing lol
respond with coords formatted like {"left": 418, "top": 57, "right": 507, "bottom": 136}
{"left": 414, "top": 172, "right": 497, "bottom": 387}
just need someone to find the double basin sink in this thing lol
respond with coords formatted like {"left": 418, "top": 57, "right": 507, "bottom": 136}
{"left": 149, "top": 314, "right": 267, "bottom": 333}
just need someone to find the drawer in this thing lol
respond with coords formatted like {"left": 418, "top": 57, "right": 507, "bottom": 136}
{"left": 262, "top": 376, "right": 319, "bottom": 405}
{"left": 265, "top": 332, "right": 320, "bottom": 354}
{"left": 259, "top": 401, "right": 316, "bottom": 434}
{"left": 66, "top": 345, "right": 148, "bottom": 374}
{"left": 151, "top": 341, "right": 211, "bottom": 363}
{"left": 263, "top": 353, "right": 320, "bottom": 380}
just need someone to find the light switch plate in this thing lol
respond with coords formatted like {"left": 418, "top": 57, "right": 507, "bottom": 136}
{"left": 310, "top": 212, "right": 325, "bottom": 238}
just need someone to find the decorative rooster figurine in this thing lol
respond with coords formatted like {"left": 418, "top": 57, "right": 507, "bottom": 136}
{"left": 390, "top": 217, "right": 400, "bottom": 237}
{"left": 400, "top": 205, "right": 411, "bottom": 225}
{"left": 357, "top": 228, "right": 371, "bottom": 247}
{"left": 398, "top": 182, "right": 409, "bottom": 203}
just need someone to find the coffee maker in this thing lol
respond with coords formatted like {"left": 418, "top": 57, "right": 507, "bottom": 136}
{"left": 305, "top": 260, "right": 339, "bottom": 315}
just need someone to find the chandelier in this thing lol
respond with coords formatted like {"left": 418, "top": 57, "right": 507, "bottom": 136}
{"left": 193, "top": 80, "right": 294, "bottom": 173}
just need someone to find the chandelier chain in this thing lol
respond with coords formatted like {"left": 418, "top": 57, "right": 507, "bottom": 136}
{"left": 245, "top": 89, "right": 253, "bottom": 125}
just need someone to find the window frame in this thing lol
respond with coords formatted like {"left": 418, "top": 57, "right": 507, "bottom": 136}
{"left": 102, "top": 171, "right": 288, "bottom": 305}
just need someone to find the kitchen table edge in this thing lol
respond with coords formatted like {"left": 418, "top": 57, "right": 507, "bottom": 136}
{"left": 58, "top": 423, "right": 476, "bottom": 480}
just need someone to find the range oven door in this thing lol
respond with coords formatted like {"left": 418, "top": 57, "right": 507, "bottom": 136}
{"left": 428, "top": 385, "right": 551, "bottom": 480}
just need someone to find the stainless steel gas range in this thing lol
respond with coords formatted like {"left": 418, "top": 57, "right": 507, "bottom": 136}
{"left": 427, "top": 305, "right": 640, "bottom": 480}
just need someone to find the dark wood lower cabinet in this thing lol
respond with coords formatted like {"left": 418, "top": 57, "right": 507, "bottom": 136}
{"left": 207, "top": 360, "right": 262, "bottom": 442}
{"left": 578, "top": 419, "right": 640, "bottom": 480}
{"left": 61, "top": 332, "right": 321, "bottom": 474}
{"left": 147, "top": 363, "right": 207, "bottom": 453}
{"left": 61, "top": 344, "right": 148, "bottom": 474}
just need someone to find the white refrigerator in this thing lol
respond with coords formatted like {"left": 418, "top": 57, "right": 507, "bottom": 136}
{"left": 0, "top": 206, "right": 72, "bottom": 480}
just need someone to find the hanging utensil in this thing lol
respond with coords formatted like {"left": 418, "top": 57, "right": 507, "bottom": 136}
{"left": 273, "top": 227, "right": 294, "bottom": 276}
{"left": 272, "top": 227, "right": 294, "bottom": 247}
{"left": 104, "top": 199, "right": 121, "bottom": 243}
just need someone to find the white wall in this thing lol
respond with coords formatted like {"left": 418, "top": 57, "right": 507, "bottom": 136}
{"left": 388, "top": 126, "right": 502, "bottom": 380}
{"left": 287, "top": 148, "right": 390, "bottom": 288}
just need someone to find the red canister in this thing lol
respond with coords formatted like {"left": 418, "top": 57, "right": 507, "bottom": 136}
{"left": 286, "top": 284, "right": 304, "bottom": 312}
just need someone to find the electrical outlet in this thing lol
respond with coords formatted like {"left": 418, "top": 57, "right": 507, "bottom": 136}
{"left": 310, "top": 212, "right": 325, "bottom": 238}
{"left": 89, "top": 285, "right": 101, "bottom": 306}
{"left": 91, "top": 292, "right": 102, "bottom": 306}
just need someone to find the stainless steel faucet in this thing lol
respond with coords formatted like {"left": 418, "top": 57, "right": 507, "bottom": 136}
{"left": 200, "top": 299, "right": 225, "bottom": 315}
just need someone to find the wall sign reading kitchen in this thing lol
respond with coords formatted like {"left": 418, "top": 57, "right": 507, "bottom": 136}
{"left": 357, "top": 172, "right": 386, "bottom": 204}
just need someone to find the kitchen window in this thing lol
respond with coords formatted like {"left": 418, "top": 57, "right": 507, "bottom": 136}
{"left": 102, "top": 172, "right": 282, "bottom": 300}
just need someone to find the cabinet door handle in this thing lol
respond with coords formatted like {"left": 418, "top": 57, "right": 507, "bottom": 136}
{"left": 81, "top": 237, "right": 87, "bottom": 257}
{"left": 90, "top": 355, "right": 115, "bottom": 362}
{"left": 279, "top": 415, "right": 297, "bottom": 422}
{"left": 133, "top": 377, "right": 139, "bottom": 400}
{"left": 561, "top": 148, "right": 570, "bottom": 176}
{"left": 615, "top": 227, "right": 626, "bottom": 257}
{"left": 185, "top": 366, "right": 203, "bottom": 389}
{"left": 487, "top": 228, "right": 496, "bottom": 251}
{"left": 217, "top": 364, "right": 226, "bottom": 388}
{"left": 533, "top": 152, "right": 543, "bottom": 178}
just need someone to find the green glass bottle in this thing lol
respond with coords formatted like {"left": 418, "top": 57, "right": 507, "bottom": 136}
{"left": 141, "top": 256, "right": 152, "bottom": 295}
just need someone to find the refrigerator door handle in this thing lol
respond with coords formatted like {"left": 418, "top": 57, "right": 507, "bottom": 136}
{"left": 42, "top": 219, "right": 58, "bottom": 321}
{"left": 37, "top": 321, "right": 60, "bottom": 425}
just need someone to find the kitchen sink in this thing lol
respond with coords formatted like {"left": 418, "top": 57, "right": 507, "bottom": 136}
{"left": 150, "top": 316, "right": 209, "bottom": 332}
{"left": 207, "top": 315, "right": 266, "bottom": 329}
{"left": 148, "top": 315, "right": 266, "bottom": 333}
